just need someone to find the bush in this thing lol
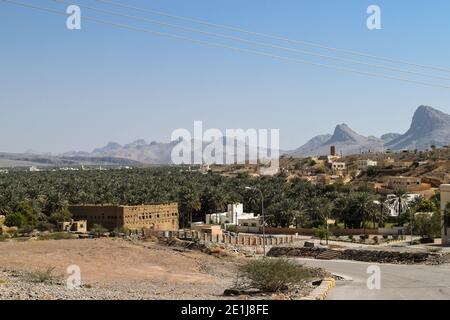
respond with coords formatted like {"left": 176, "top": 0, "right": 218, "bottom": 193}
{"left": 5, "top": 212, "right": 27, "bottom": 228}
{"left": 24, "top": 267, "right": 60, "bottom": 284}
{"left": 18, "top": 224, "right": 34, "bottom": 234}
{"left": 236, "top": 258, "right": 326, "bottom": 293}
{"left": 0, "top": 234, "right": 7, "bottom": 242}
{"left": 38, "top": 232, "right": 77, "bottom": 241}
{"left": 91, "top": 224, "right": 108, "bottom": 234}
{"left": 36, "top": 221, "right": 53, "bottom": 232}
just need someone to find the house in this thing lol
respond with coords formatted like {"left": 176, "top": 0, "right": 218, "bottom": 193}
{"left": 206, "top": 203, "right": 243, "bottom": 226}
{"left": 58, "top": 220, "right": 88, "bottom": 233}
{"left": 384, "top": 176, "right": 431, "bottom": 192}
{"left": 205, "top": 203, "right": 260, "bottom": 229}
{"left": 357, "top": 159, "right": 378, "bottom": 170}
{"left": 191, "top": 223, "right": 223, "bottom": 237}
{"left": 392, "top": 161, "right": 413, "bottom": 168}
{"left": 331, "top": 162, "right": 346, "bottom": 175}
{"left": 68, "top": 203, "right": 179, "bottom": 231}
{"left": 238, "top": 215, "right": 263, "bottom": 228}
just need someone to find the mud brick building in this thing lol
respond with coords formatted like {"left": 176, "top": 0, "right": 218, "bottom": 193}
{"left": 68, "top": 203, "right": 179, "bottom": 231}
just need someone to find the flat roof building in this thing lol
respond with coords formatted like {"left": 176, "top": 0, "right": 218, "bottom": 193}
{"left": 68, "top": 203, "right": 179, "bottom": 231}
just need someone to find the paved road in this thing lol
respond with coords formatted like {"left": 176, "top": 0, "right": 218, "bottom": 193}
{"left": 297, "top": 258, "right": 450, "bottom": 300}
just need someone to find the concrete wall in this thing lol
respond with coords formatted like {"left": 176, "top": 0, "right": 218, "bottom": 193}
{"left": 441, "top": 185, "right": 450, "bottom": 245}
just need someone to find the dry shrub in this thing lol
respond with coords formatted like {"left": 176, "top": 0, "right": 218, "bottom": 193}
{"left": 236, "top": 258, "right": 326, "bottom": 293}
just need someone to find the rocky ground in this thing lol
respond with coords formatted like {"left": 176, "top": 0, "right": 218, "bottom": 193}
{"left": 0, "top": 238, "right": 320, "bottom": 300}
{"left": 0, "top": 238, "right": 240, "bottom": 300}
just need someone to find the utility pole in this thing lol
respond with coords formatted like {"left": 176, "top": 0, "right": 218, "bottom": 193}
{"left": 245, "top": 186, "right": 266, "bottom": 256}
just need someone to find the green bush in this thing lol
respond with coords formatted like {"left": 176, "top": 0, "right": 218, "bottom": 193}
{"left": 5, "top": 212, "right": 27, "bottom": 228}
{"left": 236, "top": 258, "right": 326, "bottom": 293}
{"left": 36, "top": 221, "right": 54, "bottom": 232}
{"left": 91, "top": 224, "right": 108, "bottom": 234}
{"left": 38, "top": 232, "right": 77, "bottom": 241}
{"left": 18, "top": 225, "right": 34, "bottom": 234}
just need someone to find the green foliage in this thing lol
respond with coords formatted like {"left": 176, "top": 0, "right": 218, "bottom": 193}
{"left": 413, "top": 212, "right": 441, "bottom": 239}
{"left": 314, "top": 227, "right": 328, "bottom": 241}
{"left": 410, "top": 197, "right": 437, "bottom": 213}
{"left": 0, "top": 168, "right": 382, "bottom": 231}
{"left": 237, "top": 258, "right": 325, "bottom": 293}
{"left": 5, "top": 212, "right": 27, "bottom": 228}
{"left": 91, "top": 224, "right": 109, "bottom": 234}
{"left": 38, "top": 232, "right": 77, "bottom": 241}
{"left": 332, "top": 192, "right": 378, "bottom": 229}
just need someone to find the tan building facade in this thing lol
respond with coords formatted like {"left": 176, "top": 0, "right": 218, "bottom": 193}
{"left": 68, "top": 203, "right": 179, "bottom": 231}
{"left": 58, "top": 220, "right": 88, "bottom": 233}
{"left": 384, "top": 176, "right": 431, "bottom": 192}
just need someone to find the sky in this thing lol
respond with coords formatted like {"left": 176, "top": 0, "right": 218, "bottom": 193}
{"left": 1, "top": 0, "right": 450, "bottom": 153}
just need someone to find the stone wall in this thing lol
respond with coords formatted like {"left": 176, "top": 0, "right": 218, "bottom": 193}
{"left": 163, "top": 230, "right": 296, "bottom": 246}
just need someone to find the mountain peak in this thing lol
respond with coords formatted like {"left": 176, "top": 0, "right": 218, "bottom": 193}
{"left": 412, "top": 105, "right": 450, "bottom": 129}
{"left": 385, "top": 105, "right": 450, "bottom": 149}
{"left": 329, "top": 123, "right": 366, "bottom": 144}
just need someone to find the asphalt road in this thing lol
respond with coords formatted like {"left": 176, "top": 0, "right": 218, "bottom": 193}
{"left": 297, "top": 258, "right": 450, "bottom": 300}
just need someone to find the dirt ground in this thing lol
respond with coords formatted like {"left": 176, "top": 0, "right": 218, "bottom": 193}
{"left": 0, "top": 238, "right": 239, "bottom": 299}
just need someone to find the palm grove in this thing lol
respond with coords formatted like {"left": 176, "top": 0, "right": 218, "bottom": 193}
{"left": 0, "top": 168, "right": 443, "bottom": 238}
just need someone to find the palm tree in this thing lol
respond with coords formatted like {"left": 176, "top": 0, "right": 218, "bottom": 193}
{"left": 352, "top": 192, "right": 378, "bottom": 235}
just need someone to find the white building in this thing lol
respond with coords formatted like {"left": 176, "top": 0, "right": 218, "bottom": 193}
{"left": 206, "top": 203, "right": 243, "bottom": 225}
{"left": 206, "top": 203, "right": 260, "bottom": 228}
{"left": 357, "top": 159, "right": 378, "bottom": 170}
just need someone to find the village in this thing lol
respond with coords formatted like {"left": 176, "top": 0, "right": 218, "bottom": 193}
{"left": 1, "top": 145, "right": 450, "bottom": 300}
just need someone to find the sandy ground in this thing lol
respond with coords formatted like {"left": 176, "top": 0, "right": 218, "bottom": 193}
{"left": 0, "top": 238, "right": 239, "bottom": 299}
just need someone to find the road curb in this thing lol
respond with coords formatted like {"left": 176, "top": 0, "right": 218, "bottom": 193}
{"left": 301, "top": 278, "right": 336, "bottom": 300}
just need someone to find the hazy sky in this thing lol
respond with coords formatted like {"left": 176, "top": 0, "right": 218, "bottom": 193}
{"left": 1, "top": 0, "right": 450, "bottom": 153}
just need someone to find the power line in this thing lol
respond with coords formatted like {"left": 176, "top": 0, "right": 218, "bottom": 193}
{"left": 48, "top": 0, "right": 450, "bottom": 82}
{"left": 96, "top": 0, "right": 450, "bottom": 74}
{"left": 2, "top": 0, "right": 450, "bottom": 90}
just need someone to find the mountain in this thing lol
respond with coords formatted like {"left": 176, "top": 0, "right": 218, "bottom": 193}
{"left": 289, "top": 134, "right": 332, "bottom": 157}
{"left": 0, "top": 152, "right": 141, "bottom": 168}
{"left": 289, "top": 124, "right": 384, "bottom": 157}
{"left": 385, "top": 105, "right": 450, "bottom": 150}
{"left": 90, "top": 140, "right": 178, "bottom": 164}
{"left": 289, "top": 106, "right": 450, "bottom": 157}
{"left": 326, "top": 124, "right": 369, "bottom": 145}
{"left": 381, "top": 133, "right": 402, "bottom": 143}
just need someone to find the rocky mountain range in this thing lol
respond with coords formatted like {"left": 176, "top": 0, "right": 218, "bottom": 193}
{"left": 288, "top": 105, "right": 450, "bottom": 157}
{"left": 56, "top": 105, "right": 450, "bottom": 163}
{"left": 1, "top": 105, "right": 448, "bottom": 167}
